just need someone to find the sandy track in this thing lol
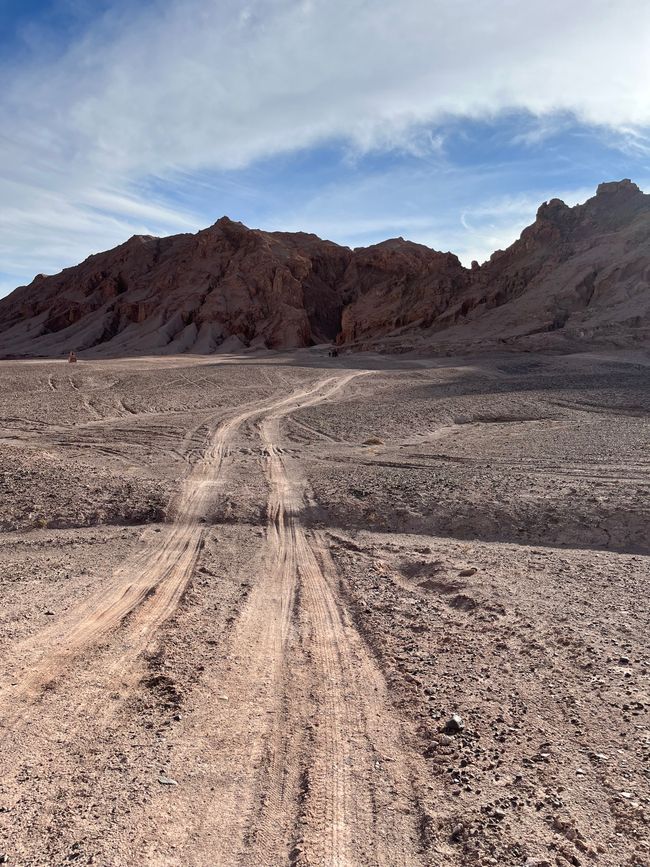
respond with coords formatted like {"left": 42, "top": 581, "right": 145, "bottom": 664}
{"left": 0, "top": 380, "right": 328, "bottom": 729}
{"left": 2, "top": 354, "right": 646, "bottom": 866}
{"left": 0, "top": 371, "right": 426, "bottom": 866}
{"left": 257, "top": 376, "right": 425, "bottom": 866}
{"left": 149, "top": 373, "right": 426, "bottom": 866}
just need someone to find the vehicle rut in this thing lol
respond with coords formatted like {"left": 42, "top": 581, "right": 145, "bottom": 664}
{"left": 159, "top": 372, "right": 427, "bottom": 867}
{"left": 0, "top": 382, "right": 330, "bottom": 727}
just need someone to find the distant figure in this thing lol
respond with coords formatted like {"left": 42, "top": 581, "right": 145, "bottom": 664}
{"left": 68, "top": 351, "right": 77, "bottom": 363}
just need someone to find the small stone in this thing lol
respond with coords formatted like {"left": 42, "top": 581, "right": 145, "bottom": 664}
{"left": 44, "top": 610, "right": 55, "bottom": 616}
{"left": 218, "top": 695, "right": 229, "bottom": 701}
{"left": 450, "top": 823, "right": 465, "bottom": 841}
{"left": 443, "top": 714, "right": 464, "bottom": 735}
{"left": 158, "top": 776, "right": 178, "bottom": 786}
{"left": 459, "top": 567, "right": 477, "bottom": 577}
{"left": 173, "top": 713, "right": 182, "bottom": 722}
{"left": 618, "top": 657, "right": 630, "bottom": 665}
{"left": 493, "top": 808, "right": 506, "bottom": 820}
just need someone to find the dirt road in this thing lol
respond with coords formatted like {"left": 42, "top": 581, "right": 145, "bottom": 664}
{"left": 0, "top": 353, "right": 648, "bottom": 866}
{"left": 0, "top": 368, "right": 429, "bottom": 866}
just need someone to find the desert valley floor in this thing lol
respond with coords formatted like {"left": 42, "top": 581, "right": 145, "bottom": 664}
{"left": 0, "top": 350, "right": 648, "bottom": 867}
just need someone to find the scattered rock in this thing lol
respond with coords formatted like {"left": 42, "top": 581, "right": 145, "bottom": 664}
{"left": 443, "top": 714, "right": 464, "bottom": 735}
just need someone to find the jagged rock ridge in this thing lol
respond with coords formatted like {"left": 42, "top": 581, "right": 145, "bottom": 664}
{"left": 0, "top": 180, "right": 648, "bottom": 356}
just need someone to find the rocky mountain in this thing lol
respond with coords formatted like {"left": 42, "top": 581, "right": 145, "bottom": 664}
{"left": 0, "top": 218, "right": 353, "bottom": 356}
{"left": 0, "top": 180, "right": 648, "bottom": 356}
{"left": 340, "top": 179, "right": 650, "bottom": 353}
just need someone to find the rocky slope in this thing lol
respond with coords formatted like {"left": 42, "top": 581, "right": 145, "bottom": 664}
{"left": 426, "top": 179, "right": 650, "bottom": 353}
{"left": 0, "top": 218, "right": 353, "bottom": 356}
{"left": 339, "top": 179, "right": 650, "bottom": 352}
{"left": 0, "top": 180, "right": 648, "bottom": 356}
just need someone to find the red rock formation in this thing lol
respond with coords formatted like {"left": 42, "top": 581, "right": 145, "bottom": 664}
{"left": 337, "top": 239, "right": 469, "bottom": 344}
{"left": 340, "top": 179, "right": 650, "bottom": 352}
{"left": 0, "top": 180, "right": 647, "bottom": 356}
{"left": 0, "top": 218, "right": 352, "bottom": 356}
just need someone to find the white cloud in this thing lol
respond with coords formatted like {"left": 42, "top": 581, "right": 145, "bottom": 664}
{"left": 1, "top": 0, "right": 650, "bottom": 291}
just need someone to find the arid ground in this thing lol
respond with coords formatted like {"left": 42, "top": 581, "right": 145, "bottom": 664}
{"left": 0, "top": 351, "right": 648, "bottom": 867}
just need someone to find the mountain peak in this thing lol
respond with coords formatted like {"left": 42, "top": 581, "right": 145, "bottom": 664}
{"left": 0, "top": 180, "right": 648, "bottom": 357}
{"left": 595, "top": 178, "right": 641, "bottom": 197}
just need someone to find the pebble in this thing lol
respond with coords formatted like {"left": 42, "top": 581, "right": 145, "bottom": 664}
{"left": 444, "top": 714, "right": 464, "bottom": 734}
{"left": 158, "top": 776, "right": 178, "bottom": 786}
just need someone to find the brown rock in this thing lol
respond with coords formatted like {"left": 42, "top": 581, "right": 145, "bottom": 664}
{"left": 0, "top": 218, "right": 352, "bottom": 357}
{"left": 1, "top": 179, "right": 648, "bottom": 356}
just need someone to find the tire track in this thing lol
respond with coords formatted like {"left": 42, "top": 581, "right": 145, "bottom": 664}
{"left": 160, "top": 372, "right": 426, "bottom": 867}
{"left": 0, "top": 381, "right": 328, "bottom": 730}
{"left": 1, "top": 370, "right": 427, "bottom": 866}
{"left": 255, "top": 379, "right": 425, "bottom": 867}
{"left": 146, "top": 376, "right": 352, "bottom": 865}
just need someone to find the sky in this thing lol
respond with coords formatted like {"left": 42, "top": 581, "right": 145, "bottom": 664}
{"left": 1, "top": 0, "right": 650, "bottom": 297}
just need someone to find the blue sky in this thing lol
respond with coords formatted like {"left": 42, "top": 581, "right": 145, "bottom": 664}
{"left": 1, "top": 0, "right": 650, "bottom": 297}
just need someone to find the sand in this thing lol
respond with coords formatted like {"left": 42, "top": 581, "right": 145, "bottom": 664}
{"left": 0, "top": 350, "right": 648, "bottom": 866}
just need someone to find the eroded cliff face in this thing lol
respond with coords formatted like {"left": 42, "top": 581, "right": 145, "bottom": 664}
{"left": 0, "top": 218, "right": 352, "bottom": 356}
{"left": 337, "top": 240, "right": 469, "bottom": 344}
{"left": 0, "top": 180, "right": 648, "bottom": 356}
{"left": 339, "top": 179, "right": 650, "bottom": 352}
{"left": 430, "top": 179, "right": 650, "bottom": 352}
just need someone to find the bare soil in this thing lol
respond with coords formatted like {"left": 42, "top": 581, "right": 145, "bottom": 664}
{"left": 0, "top": 351, "right": 647, "bottom": 867}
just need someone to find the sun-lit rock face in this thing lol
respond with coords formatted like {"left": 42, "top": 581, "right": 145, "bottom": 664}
{"left": 340, "top": 178, "right": 650, "bottom": 352}
{"left": 435, "top": 177, "right": 650, "bottom": 353}
{"left": 0, "top": 180, "right": 648, "bottom": 356}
